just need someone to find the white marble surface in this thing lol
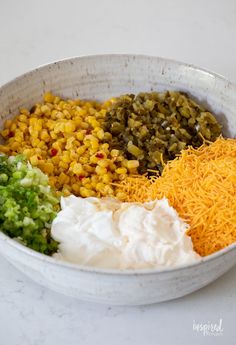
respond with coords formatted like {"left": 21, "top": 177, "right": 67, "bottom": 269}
{"left": 0, "top": 0, "right": 236, "bottom": 344}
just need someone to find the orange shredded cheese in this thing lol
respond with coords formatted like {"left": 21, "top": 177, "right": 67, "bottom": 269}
{"left": 116, "top": 137, "right": 236, "bottom": 256}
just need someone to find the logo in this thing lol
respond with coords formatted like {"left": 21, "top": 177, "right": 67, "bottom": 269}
{"left": 193, "top": 318, "right": 224, "bottom": 336}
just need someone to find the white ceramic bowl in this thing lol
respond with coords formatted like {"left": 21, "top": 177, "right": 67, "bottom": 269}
{"left": 0, "top": 55, "right": 236, "bottom": 306}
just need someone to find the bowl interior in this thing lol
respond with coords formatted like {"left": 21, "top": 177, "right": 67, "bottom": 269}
{"left": 0, "top": 54, "right": 236, "bottom": 274}
{"left": 0, "top": 55, "right": 236, "bottom": 140}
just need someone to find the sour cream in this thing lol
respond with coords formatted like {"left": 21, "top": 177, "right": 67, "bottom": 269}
{"left": 51, "top": 196, "right": 200, "bottom": 269}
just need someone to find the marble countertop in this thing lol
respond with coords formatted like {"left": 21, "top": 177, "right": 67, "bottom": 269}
{"left": 0, "top": 0, "right": 236, "bottom": 344}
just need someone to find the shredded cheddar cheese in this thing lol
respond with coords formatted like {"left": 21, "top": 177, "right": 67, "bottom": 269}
{"left": 116, "top": 137, "right": 236, "bottom": 256}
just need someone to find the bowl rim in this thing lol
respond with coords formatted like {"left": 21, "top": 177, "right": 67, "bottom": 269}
{"left": 1, "top": 230, "right": 236, "bottom": 275}
{"left": 1, "top": 53, "right": 236, "bottom": 276}
{"left": 1, "top": 53, "right": 236, "bottom": 92}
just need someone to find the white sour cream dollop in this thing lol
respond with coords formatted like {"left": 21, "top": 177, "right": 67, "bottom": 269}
{"left": 51, "top": 196, "right": 200, "bottom": 269}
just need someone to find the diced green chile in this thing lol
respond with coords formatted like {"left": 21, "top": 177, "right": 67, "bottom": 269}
{"left": 103, "top": 91, "right": 222, "bottom": 173}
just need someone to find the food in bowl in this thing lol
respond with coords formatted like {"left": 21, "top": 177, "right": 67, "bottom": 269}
{"left": 117, "top": 137, "right": 236, "bottom": 256}
{"left": 103, "top": 92, "right": 221, "bottom": 173}
{"left": 51, "top": 196, "right": 200, "bottom": 269}
{"left": 0, "top": 154, "right": 59, "bottom": 254}
{"left": 0, "top": 90, "right": 234, "bottom": 269}
{"left": 0, "top": 91, "right": 221, "bottom": 196}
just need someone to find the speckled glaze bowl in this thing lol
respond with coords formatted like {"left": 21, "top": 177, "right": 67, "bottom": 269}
{"left": 0, "top": 55, "right": 236, "bottom": 305}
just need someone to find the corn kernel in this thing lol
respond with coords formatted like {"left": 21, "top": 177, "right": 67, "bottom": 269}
{"left": 40, "top": 129, "right": 50, "bottom": 141}
{"left": 18, "top": 122, "right": 28, "bottom": 133}
{"left": 54, "top": 96, "right": 60, "bottom": 104}
{"left": 110, "top": 149, "right": 119, "bottom": 157}
{"left": 38, "top": 141, "right": 46, "bottom": 149}
{"left": 41, "top": 105, "right": 51, "bottom": 114}
{"left": 80, "top": 187, "right": 93, "bottom": 197}
{"left": 116, "top": 191, "right": 126, "bottom": 201}
{"left": 90, "top": 155, "right": 99, "bottom": 164}
{"left": 102, "top": 173, "right": 112, "bottom": 184}
{"left": 91, "top": 139, "right": 99, "bottom": 150}
{"left": 20, "top": 108, "right": 30, "bottom": 116}
{"left": 4, "top": 119, "right": 12, "bottom": 129}
{"left": 39, "top": 162, "right": 54, "bottom": 174}
{"left": 58, "top": 172, "right": 70, "bottom": 185}
{"left": 77, "top": 145, "right": 87, "bottom": 155}
{"left": 95, "top": 182, "right": 106, "bottom": 192}
{"left": 71, "top": 183, "right": 81, "bottom": 194}
{"left": 118, "top": 173, "right": 127, "bottom": 181}
{"left": 91, "top": 119, "right": 100, "bottom": 128}
{"left": 0, "top": 145, "right": 10, "bottom": 153}
{"left": 65, "top": 137, "right": 75, "bottom": 150}
{"left": 81, "top": 177, "right": 90, "bottom": 186}
{"left": 74, "top": 117, "right": 82, "bottom": 127}
{"left": 62, "top": 188, "right": 71, "bottom": 197}
{"left": 76, "top": 131, "right": 85, "bottom": 141}
{"left": 0, "top": 93, "right": 130, "bottom": 198}
{"left": 99, "top": 108, "right": 107, "bottom": 116}
{"left": 10, "top": 123, "right": 17, "bottom": 131}
{"left": 59, "top": 161, "right": 69, "bottom": 170}
{"left": 49, "top": 176, "right": 57, "bottom": 187}
{"left": 84, "top": 183, "right": 93, "bottom": 190}
{"left": 97, "top": 159, "right": 110, "bottom": 168}
{"left": 72, "top": 163, "right": 84, "bottom": 175}
{"left": 101, "top": 143, "right": 109, "bottom": 151}
{"left": 44, "top": 92, "right": 55, "bottom": 103}
{"left": 96, "top": 129, "right": 104, "bottom": 139}
{"left": 81, "top": 121, "right": 89, "bottom": 129}
{"left": 83, "top": 164, "right": 95, "bottom": 173}
{"left": 88, "top": 108, "right": 96, "bottom": 115}
{"left": 91, "top": 175, "right": 99, "bottom": 183}
{"left": 63, "top": 110, "right": 72, "bottom": 119}
{"left": 54, "top": 122, "right": 65, "bottom": 134}
{"left": 34, "top": 106, "right": 42, "bottom": 116}
{"left": 19, "top": 114, "right": 28, "bottom": 123}
{"left": 50, "top": 131, "right": 58, "bottom": 139}
{"left": 64, "top": 121, "right": 76, "bottom": 133}
{"left": 1, "top": 129, "right": 10, "bottom": 138}
{"left": 51, "top": 156, "right": 60, "bottom": 165}
{"left": 115, "top": 167, "right": 127, "bottom": 174}
{"left": 30, "top": 155, "right": 39, "bottom": 166}
{"left": 79, "top": 156, "right": 89, "bottom": 164}
{"left": 109, "top": 162, "right": 117, "bottom": 171}
{"left": 31, "top": 138, "right": 41, "bottom": 148}
{"left": 103, "top": 185, "right": 114, "bottom": 195}
{"left": 95, "top": 166, "right": 107, "bottom": 175}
